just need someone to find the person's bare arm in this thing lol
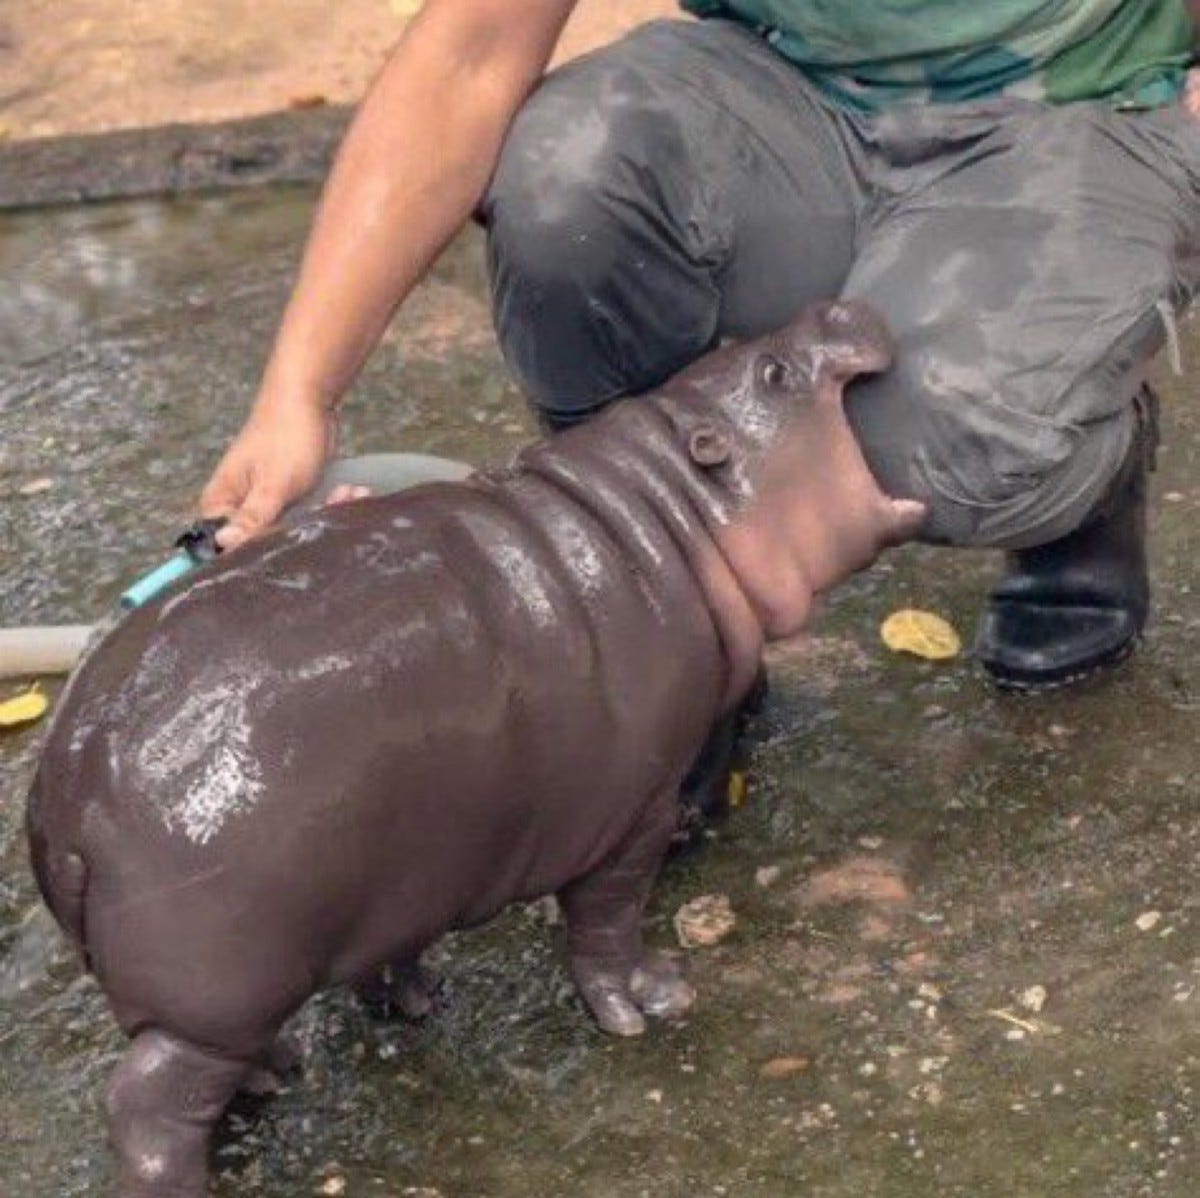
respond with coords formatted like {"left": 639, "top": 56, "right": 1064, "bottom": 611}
{"left": 202, "top": 0, "right": 578, "bottom": 547}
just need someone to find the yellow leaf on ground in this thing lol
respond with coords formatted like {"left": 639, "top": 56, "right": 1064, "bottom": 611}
{"left": 759, "top": 1056, "right": 812, "bottom": 1079}
{"left": 880, "top": 609, "right": 961, "bottom": 661}
{"left": 0, "top": 685, "right": 50, "bottom": 728}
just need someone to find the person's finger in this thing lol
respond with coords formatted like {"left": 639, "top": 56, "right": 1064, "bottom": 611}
{"left": 324, "top": 484, "right": 373, "bottom": 507}
{"left": 199, "top": 470, "right": 242, "bottom": 520}
{"left": 215, "top": 481, "right": 288, "bottom": 550}
{"left": 214, "top": 521, "right": 252, "bottom": 551}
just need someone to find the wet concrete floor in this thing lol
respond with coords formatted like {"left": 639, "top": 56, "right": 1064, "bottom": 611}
{"left": 1, "top": 191, "right": 1197, "bottom": 1197}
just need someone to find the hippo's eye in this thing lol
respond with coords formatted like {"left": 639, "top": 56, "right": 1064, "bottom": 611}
{"left": 757, "top": 355, "right": 790, "bottom": 390}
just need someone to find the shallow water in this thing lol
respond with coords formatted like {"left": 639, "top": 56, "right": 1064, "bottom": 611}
{"left": 1, "top": 191, "right": 1197, "bottom": 1197}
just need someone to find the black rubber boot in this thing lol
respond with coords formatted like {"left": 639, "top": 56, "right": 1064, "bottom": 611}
{"left": 975, "top": 385, "right": 1159, "bottom": 692}
{"left": 673, "top": 673, "right": 768, "bottom": 848}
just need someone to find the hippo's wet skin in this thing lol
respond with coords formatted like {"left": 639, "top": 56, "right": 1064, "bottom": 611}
{"left": 27, "top": 300, "right": 925, "bottom": 1197}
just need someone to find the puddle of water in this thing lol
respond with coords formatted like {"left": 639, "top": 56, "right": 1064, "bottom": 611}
{"left": 1, "top": 192, "right": 1197, "bottom": 1197}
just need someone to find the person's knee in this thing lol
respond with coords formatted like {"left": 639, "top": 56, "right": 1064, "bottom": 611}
{"left": 483, "top": 34, "right": 722, "bottom": 420}
{"left": 487, "top": 105, "right": 615, "bottom": 299}
{"left": 485, "top": 117, "right": 631, "bottom": 423}
{"left": 849, "top": 356, "right": 1136, "bottom": 550}
{"left": 486, "top": 44, "right": 672, "bottom": 298}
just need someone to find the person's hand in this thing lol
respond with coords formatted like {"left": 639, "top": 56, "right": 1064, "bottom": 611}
{"left": 1185, "top": 68, "right": 1200, "bottom": 119}
{"left": 200, "top": 397, "right": 338, "bottom": 550}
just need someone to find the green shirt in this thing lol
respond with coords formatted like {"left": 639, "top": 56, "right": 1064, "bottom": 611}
{"left": 682, "top": 0, "right": 1195, "bottom": 109}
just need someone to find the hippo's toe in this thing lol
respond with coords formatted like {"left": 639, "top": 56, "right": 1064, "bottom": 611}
{"left": 630, "top": 951, "right": 695, "bottom": 1019}
{"left": 574, "top": 968, "right": 648, "bottom": 1037}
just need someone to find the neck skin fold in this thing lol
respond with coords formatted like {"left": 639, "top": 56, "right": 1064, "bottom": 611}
{"left": 518, "top": 401, "right": 769, "bottom": 715}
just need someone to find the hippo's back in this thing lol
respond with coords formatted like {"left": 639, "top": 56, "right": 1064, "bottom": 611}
{"left": 29, "top": 473, "right": 721, "bottom": 1044}
{"left": 28, "top": 491, "right": 497, "bottom": 1031}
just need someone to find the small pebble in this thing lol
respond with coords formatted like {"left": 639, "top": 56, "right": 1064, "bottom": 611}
{"left": 1135, "top": 911, "right": 1162, "bottom": 932}
{"left": 18, "top": 477, "right": 54, "bottom": 496}
{"left": 674, "top": 894, "right": 736, "bottom": 948}
{"left": 755, "top": 865, "right": 782, "bottom": 888}
{"left": 318, "top": 1177, "right": 346, "bottom": 1196}
{"left": 1019, "top": 985, "right": 1048, "bottom": 1013}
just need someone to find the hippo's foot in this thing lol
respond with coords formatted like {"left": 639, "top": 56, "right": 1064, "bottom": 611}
{"left": 107, "top": 1027, "right": 253, "bottom": 1198}
{"left": 560, "top": 790, "right": 687, "bottom": 1037}
{"left": 354, "top": 957, "right": 436, "bottom": 1021}
{"left": 630, "top": 950, "right": 695, "bottom": 1019}
{"left": 573, "top": 961, "right": 647, "bottom": 1037}
{"left": 574, "top": 950, "right": 695, "bottom": 1036}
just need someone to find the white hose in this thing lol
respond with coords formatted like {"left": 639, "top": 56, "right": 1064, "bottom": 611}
{"left": 0, "top": 626, "right": 96, "bottom": 680}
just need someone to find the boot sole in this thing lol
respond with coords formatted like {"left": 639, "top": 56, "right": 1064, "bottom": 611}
{"left": 982, "top": 634, "right": 1140, "bottom": 694}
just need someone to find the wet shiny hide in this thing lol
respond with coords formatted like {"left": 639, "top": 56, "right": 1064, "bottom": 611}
{"left": 26, "top": 300, "right": 923, "bottom": 1197}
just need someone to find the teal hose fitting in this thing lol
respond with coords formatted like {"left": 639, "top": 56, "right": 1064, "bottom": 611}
{"left": 119, "top": 518, "right": 227, "bottom": 610}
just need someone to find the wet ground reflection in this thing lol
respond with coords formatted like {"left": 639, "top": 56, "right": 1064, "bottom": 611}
{"left": 1, "top": 192, "right": 1196, "bottom": 1196}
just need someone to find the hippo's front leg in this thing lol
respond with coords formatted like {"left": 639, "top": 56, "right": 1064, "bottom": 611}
{"left": 559, "top": 792, "right": 695, "bottom": 1036}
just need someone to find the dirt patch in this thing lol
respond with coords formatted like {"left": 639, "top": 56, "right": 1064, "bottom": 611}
{"left": 0, "top": 0, "right": 674, "bottom": 141}
{"left": 0, "top": 1, "right": 676, "bottom": 207}
{"left": 798, "top": 855, "right": 914, "bottom": 910}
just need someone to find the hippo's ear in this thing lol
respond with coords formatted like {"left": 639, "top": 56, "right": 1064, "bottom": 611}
{"left": 687, "top": 421, "right": 734, "bottom": 468}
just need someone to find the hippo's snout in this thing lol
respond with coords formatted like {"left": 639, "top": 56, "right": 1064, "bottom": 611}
{"left": 791, "top": 299, "right": 893, "bottom": 382}
{"left": 822, "top": 299, "right": 893, "bottom": 364}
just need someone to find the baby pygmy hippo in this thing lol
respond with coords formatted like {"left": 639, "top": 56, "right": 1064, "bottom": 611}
{"left": 28, "top": 299, "right": 924, "bottom": 1197}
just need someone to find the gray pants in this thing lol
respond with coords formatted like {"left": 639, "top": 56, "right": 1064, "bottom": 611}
{"left": 480, "top": 19, "right": 1200, "bottom": 548}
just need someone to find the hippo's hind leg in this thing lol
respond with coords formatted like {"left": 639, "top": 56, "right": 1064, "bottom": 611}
{"left": 558, "top": 791, "right": 695, "bottom": 1037}
{"left": 106, "top": 1028, "right": 254, "bottom": 1198}
{"left": 354, "top": 955, "right": 436, "bottom": 1020}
